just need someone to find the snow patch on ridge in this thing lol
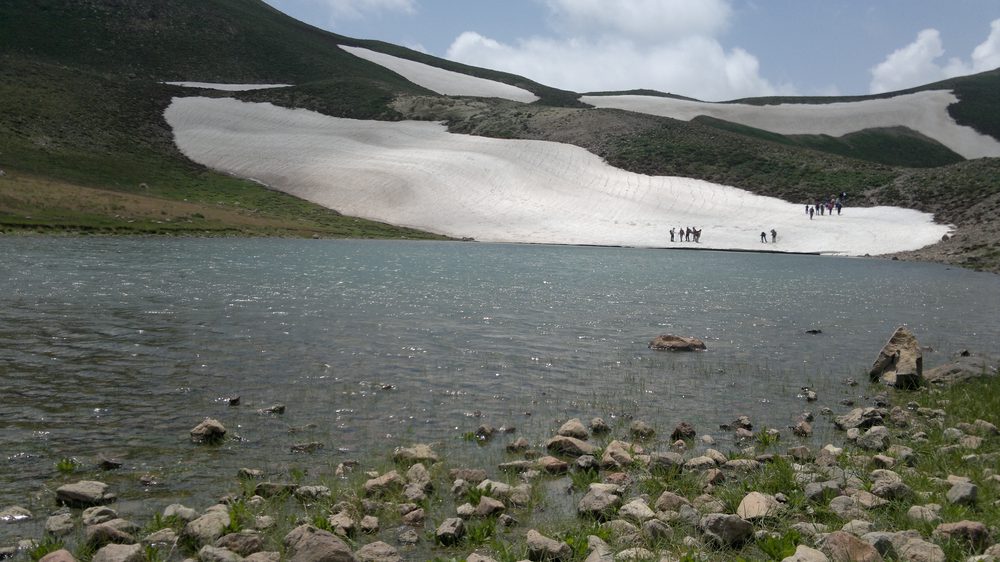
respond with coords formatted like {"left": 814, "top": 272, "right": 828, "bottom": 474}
{"left": 164, "top": 96, "right": 949, "bottom": 256}
{"left": 164, "top": 82, "right": 293, "bottom": 91}
{"left": 339, "top": 45, "right": 540, "bottom": 103}
{"left": 581, "top": 90, "right": 1000, "bottom": 160}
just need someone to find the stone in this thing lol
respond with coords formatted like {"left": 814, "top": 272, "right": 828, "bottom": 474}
{"left": 474, "top": 497, "right": 505, "bottom": 518}
{"left": 648, "top": 451, "right": 683, "bottom": 472}
{"left": 946, "top": 481, "right": 978, "bottom": 506}
{"left": 355, "top": 541, "right": 401, "bottom": 562}
{"left": 364, "top": 471, "right": 402, "bottom": 497}
{"left": 870, "top": 470, "right": 912, "bottom": 500}
{"left": 257, "top": 404, "right": 285, "bottom": 415}
{"left": 557, "top": 418, "right": 589, "bottom": 439}
{"left": 584, "top": 536, "right": 613, "bottom": 562}
{"left": 642, "top": 519, "right": 672, "bottom": 541}
{"left": 449, "top": 468, "right": 488, "bottom": 483}
{"left": 736, "top": 492, "right": 782, "bottom": 520}
{"left": 629, "top": 420, "right": 655, "bottom": 439}
{"left": 654, "top": 491, "right": 690, "bottom": 512}
{"left": 295, "top": 486, "right": 332, "bottom": 501}
{"left": 164, "top": 504, "right": 198, "bottom": 522}
{"left": 894, "top": 537, "right": 944, "bottom": 562}
{"left": 475, "top": 424, "right": 495, "bottom": 440}
{"left": 465, "top": 555, "right": 496, "bottom": 562}
{"left": 400, "top": 508, "right": 424, "bottom": 526}
{"left": 290, "top": 442, "right": 324, "bottom": 454}
{"left": 526, "top": 529, "right": 571, "bottom": 561}
{"left": 578, "top": 484, "right": 621, "bottom": 520}
{"left": 435, "top": 518, "right": 464, "bottom": 546}
{"left": 860, "top": 532, "right": 897, "bottom": 558}
{"left": 85, "top": 524, "right": 134, "bottom": 548}
{"left": 932, "top": 520, "right": 989, "bottom": 549}
{"left": 821, "top": 531, "right": 882, "bottom": 562}
{"left": 648, "top": 334, "right": 706, "bottom": 351}
{"left": 684, "top": 456, "right": 717, "bottom": 471}
{"left": 56, "top": 481, "right": 116, "bottom": 508}
{"left": 190, "top": 419, "right": 227, "bottom": 444}
{"left": 537, "top": 456, "right": 568, "bottom": 474}
{"left": 794, "top": 420, "right": 813, "bottom": 437}
{"left": 842, "top": 520, "right": 874, "bottom": 536}
{"left": 38, "top": 549, "right": 77, "bottom": 562}
{"left": 871, "top": 455, "right": 895, "bottom": 468}
{"left": 906, "top": 504, "right": 941, "bottom": 524}
{"left": 506, "top": 437, "right": 530, "bottom": 453}
{"left": 601, "top": 440, "right": 634, "bottom": 468}
{"left": 924, "top": 356, "right": 996, "bottom": 386}
{"left": 590, "top": 417, "right": 610, "bottom": 434}
{"left": 254, "top": 482, "right": 298, "bottom": 497}
{"left": 91, "top": 544, "right": 143, "bottom": 562}
{"left": 283, "top": 525, "right": 354, "bottom": 562}
{"left": 829, "top": 496, "right": 866, "bottom": 520}
{"left": 699, "top": 513, "right": 752, "bottom": 547}
{"left": 198, "top": 546, "right": 242, "bottom": 562}
{"left": 46, "top": 513, "right": 75, "bottom": 536}
{"left": 392, "top": 444, "right": 438, "bottom": 464}
{"left": 805, "top": 481, "right": 841, "bottom": 502}
{"left": 724, "top": 459, "right": 761, "bottom": 472}
{"left": 0, "top": 505, "right": 32, "bottom": 523}
{"left": 792, "top": 523, "right": 829, "bottom": 540}
{"left": 180, "top": 507, "right": 230, "bottom": 547}
{"left": 782, "top": 545, "right": 829, "bottom": 562}
{"left": 82, "top": 507, "right": 118, "bottom": 526}
{"left": 238, "top": 468, "right": 264, "bottom": 479}
{"left": 141, "top": 529, "right": 177, "bottom": 548}
{"left": 857, "top": 426, "right": 891, "bottom": 451}
{"left": 869, "top": 326, "right": 923, "bottom": 388}
{"left": 671, "top": 422, "right": 697, "bottom": 441}
{"left": 835, "top": 408, "right": 884, "bottom": 431}
{"left": 618, "top": 499, "right": 655, "bottom": 522}
{"left": 216, "top": 531, "right": 263, "bottom": 556}
{"left": 546, "top": 435, "right": 596, "bottom": 457}
{"left": 360, "top": 516, "right": 379, "bottom": 534}
{"left": 851, "top": 490, "right": 888, "bottom": 509}
{"left": 616, "top": 548, "right": 655, "bottom": 561}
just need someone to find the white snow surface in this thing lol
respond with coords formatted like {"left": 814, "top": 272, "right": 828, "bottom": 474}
{"left": 339, "top": 45, "right": 540, "bottom": 103}
{"left": 581, "top": 90, "right": 1000, "bottom": 160}
{"left": 164, "top": 82, "right": 292, "bottom": 91}
{"left": 165, "top": 96, "right": 950, "bottom": 256}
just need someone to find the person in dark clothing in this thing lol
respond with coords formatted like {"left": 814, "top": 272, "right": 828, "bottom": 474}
{"left": 760, "top": 231, "right": 767, "bottom": 243}
{"left": 770, "top": 229, "right": 777, "bottom": 243}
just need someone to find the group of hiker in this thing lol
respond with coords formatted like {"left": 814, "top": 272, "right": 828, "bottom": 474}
{"left": 807, "top": 193, "right": 847, "bottom": 219}
{"left": 760, "top": 229, "right": 777, "bottom": 243}
{"left": 669, "top": 226, "right": 701, "bottom": 243}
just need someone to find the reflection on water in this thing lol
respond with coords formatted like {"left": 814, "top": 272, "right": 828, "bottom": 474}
{"left": 1, "top": 237, "right": 998, "bottom": 536}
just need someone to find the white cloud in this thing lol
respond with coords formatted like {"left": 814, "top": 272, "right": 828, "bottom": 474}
{"left": 445, "top": 0, "right": 792, "bottom": 101}
{"left": 869, "top": 19, "right": 1000, "bottom": 94}
{"left": 543, "top": 0, "right": 732, "bottom": 41}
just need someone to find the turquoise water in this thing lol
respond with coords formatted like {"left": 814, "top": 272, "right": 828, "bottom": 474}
{"left": 1, "top": 237, "right": 998, "bottom": 539}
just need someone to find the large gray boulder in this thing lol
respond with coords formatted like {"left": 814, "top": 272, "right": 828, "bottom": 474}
{"left": 578, "top": 484, "right": 621, "bottom": 520}
{"left": 354, "top": 541, "right": 401, "bottom": 562}
{"left": 91, "top": 544, "right": 143, "bottom": 562}
{"left": 392, "top": 444, "right": 438, "bottom": 464}
{"left": 781, "top": 545, "right": 829, "bottom": 562}
{"left": 56, "top": 481, "right": 116, "bottom": 508}
{"left": 283, "top": 525, "right": 356, "bottom": 562}
{"left": 526, "top": 529, "right": 571, "bottom": 561}
{"left": 820, "top": 531, "right": 882, "bottom": 562}
{"left": 869, "top": 327, "right": 922, "bottom": 388}
{"left": 180, "top": 506, "right": 231, "bottom": 547}
{"left": 545, "top": 435, "right": 596, "bottom": 457}
{"left": 557, "top": 418, "right": 589, "bottom": 439}
{"left": 435, "top": 518, "right": 464, "bottom": 546}
{"left": 924, "top": 356, "right": 996, "bottom": 386}
{"left": 190, "top": 418, "right": 227, "bottom": 444}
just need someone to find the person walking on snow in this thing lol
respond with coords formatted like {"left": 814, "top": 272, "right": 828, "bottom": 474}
{"left": 771, "top": 229, "right": 777, "bottom": 243}
{"left": 760, "top": 231, "right": 767, "bottom": 243}
{"left": 669, "top": 228, "right": 675, "bottom": 242}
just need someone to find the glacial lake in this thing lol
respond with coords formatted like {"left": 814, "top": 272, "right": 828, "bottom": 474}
{"left": 2, "top": 237, "right": 998, "bottom": 541}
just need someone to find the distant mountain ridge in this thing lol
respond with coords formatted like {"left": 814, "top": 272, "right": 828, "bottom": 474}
{"left": 1, "top": 0, "right": 998, "bottom": 270}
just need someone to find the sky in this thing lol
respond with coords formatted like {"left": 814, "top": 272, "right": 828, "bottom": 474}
{"left": 261, "top": 0, "right": 1000, "bottom": 101}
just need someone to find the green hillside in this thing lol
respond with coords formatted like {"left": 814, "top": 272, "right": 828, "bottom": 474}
{"left": 1, "top": 0, "right": 998, "bottom": 269}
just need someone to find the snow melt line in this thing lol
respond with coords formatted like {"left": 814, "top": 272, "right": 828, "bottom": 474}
{"left": 580, "top": 91, "right": 1000, "bottom": 160}
{"left": 164, "top": 96, "right": 950, "bottom": 256}
{"left": 339, "top": 45, "right": 540, "bottom": 104}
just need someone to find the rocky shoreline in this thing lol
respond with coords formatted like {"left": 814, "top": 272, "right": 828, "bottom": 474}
{"left": 2, "top": 341, "right": 998, "bottom": 562}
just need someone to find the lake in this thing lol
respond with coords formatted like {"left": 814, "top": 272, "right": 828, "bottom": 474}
{"left": 1, "top": 237, "right": 998, "bottom": 541}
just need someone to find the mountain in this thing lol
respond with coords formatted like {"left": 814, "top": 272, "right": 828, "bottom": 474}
{"left": 1, "top": 0, "right": 998, "bottom": 270}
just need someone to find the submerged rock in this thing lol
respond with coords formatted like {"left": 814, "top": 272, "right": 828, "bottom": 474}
{"left": 56, "top": 481, "right": 116, "bottom": 508}
{"left": 648, "top": 334, "right": 706, "bottom": 351}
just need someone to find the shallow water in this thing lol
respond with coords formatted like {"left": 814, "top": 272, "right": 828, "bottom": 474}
{"left": 1, "top": 237, "right": 998, "bottom": 541}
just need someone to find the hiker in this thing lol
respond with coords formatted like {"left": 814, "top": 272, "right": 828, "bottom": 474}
{"left": 809, "top": 207, "right": 814, "bottom": 220}
{"left": 770, "top": 229, "right": 777, "bottom": 243}
{"left": 685, "top": 227, "right": 692, "bottom": 242}
{"left": 836, "top": 201, "right": 842, "bottom": 215}
{"left": 760, "top": 231, "right": 767, "bottom": 243}
{"left": 693, "top": 228, "right": 701, "bottom": 242}
{"left": 805, "top": 204, "right": 809, "bottom": 215}
{"left": 669, "top": 228, "right": 675, "bottom": 242}
{"left": 678, "top": 226, "right": 684, "bottom": 241}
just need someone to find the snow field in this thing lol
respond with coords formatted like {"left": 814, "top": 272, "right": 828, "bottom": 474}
{"left": 165, "top": 97, "right": 950, "bottom": 256}
{"left": 339, "top": 45, "right": 540, "bottom": 103}
{"left": 580, "top": 91, "right": 1000, "bottom": 160}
